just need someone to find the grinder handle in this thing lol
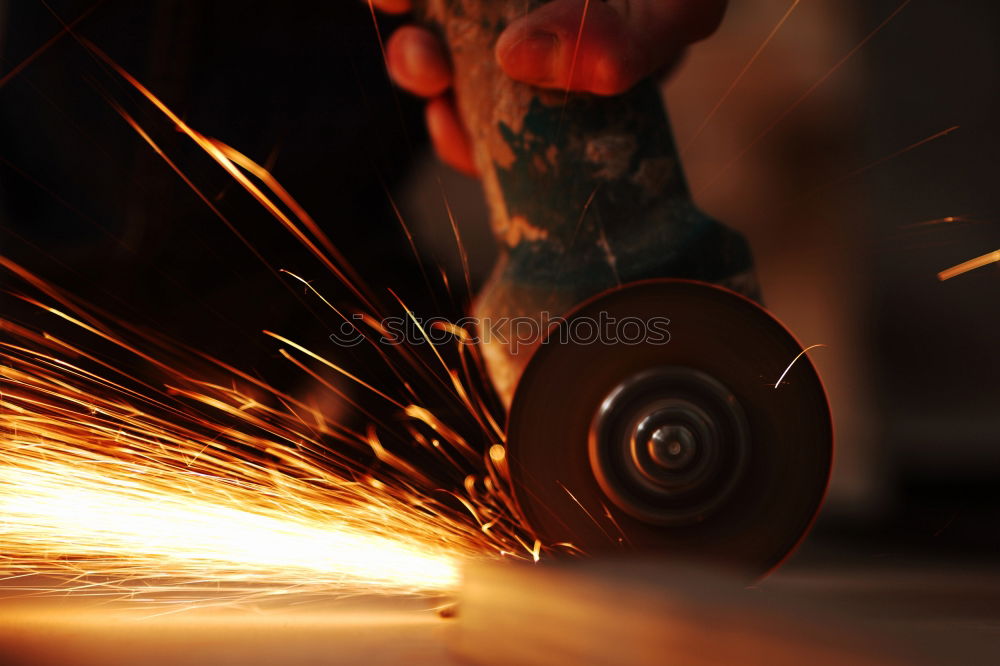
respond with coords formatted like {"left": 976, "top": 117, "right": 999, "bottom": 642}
{"left": 414, "top": 0, "right": 757, "bottom": 404}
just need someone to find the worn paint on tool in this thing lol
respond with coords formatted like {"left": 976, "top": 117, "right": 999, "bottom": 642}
{"left": 418, "top": 0, "right": 757, "bottom": 403}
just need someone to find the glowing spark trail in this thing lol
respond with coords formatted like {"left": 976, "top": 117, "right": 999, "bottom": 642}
{"left": 0, "top": 315, "right": 481, "bottom": 602}
{"left": 0, "top": 40, "right": 542, "bottom": 608}
{"left": 774, "top": 344, "right": 827, "bottom": 389}
{"left": 0, "top": 262, "right": 530, "bottom": 604}
{"left": 0, "top": 458, "right": 459, "bottom": 593}
{"left": 938, "top": 250, "right": 1000, "bottom": 281}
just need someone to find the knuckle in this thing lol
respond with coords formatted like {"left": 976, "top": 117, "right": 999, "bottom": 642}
{"left": 590, "top": 55, "right": 636, "bottom": 95}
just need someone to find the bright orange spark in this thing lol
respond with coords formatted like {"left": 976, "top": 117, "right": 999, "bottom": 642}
{"left": 435, "top": 178, "right": 474, "bottom": 302}
{"left": 774, "top": 344, "right": 827, "bottom": 389}
{"left": 938, "top": 250, "right": 1000, "bottom": 281}
{"left": 84, "top": 40, "right": 379, "bottom": 314}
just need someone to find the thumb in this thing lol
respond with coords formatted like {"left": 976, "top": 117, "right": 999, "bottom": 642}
{"left": 495, "top": 0, "right": 726, "bottom": 95}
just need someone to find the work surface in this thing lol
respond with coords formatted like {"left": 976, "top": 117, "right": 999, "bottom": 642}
{"left": 2, "top": 560, "right": 998, "bottom": 666}
{"left": 0, "top": 598, "right": 450, "bottom": 666}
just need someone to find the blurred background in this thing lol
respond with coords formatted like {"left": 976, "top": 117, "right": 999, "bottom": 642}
{"left": 1, "top": 0, "right": 999, "bottom": 571}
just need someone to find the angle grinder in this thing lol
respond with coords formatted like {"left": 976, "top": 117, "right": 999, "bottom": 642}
{"left": 417, "top": 0, "right": 831, "bottom": 576}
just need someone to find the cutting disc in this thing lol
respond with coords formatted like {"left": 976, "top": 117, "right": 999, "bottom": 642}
{"left": 506, "top": 279, "right": 831, "bottom": 577}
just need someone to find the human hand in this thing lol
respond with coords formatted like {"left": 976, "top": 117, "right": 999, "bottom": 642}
{"left": 370, "top": 0, "right": 728, "bottom": 175}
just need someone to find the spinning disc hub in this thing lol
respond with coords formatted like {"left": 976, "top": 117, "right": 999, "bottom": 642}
{"left": 645, "top": 424, "right": 696, "bottom": 470}
{"left": 590, "top": 367, "right": 750, "bottom": 526}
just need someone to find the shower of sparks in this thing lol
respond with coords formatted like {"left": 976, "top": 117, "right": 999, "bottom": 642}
{"left": 0, "top": 455, "right": 460, "bottom": 595}
{"left": 938, "top": 250, "right": 1000, "bottom": 281}
{"left": 0, "top": 274, "right": 530, "bottom": 604}
{"left": 0, "top": 44, "right": 546, "bottom": 606}
{"left": 0, "top": 310, "right": 439, "bottom": 601}
{"left": 774, "top": 344, "right": 827, "bottom": 389}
